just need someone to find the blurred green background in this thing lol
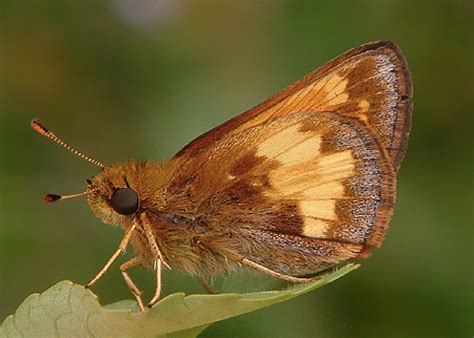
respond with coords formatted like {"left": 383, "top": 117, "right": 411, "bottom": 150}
{"left": 1, "top": 1, "right": 472, "bottom": 337}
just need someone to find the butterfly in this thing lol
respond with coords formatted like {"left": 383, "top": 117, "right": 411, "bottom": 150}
{"left": 32, "top": 40, "right": 412, "bottom": 311}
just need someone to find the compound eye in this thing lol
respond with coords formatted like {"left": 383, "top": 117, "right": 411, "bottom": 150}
{"left": 110, "top": 188, "right": 139, "bottom": 215}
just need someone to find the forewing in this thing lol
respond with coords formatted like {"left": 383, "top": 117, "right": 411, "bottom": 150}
{"left": 167, "top": 112, "right": 396, "bottom": 274}
{"left": 175, "top": 41, "right": 412, "bottom": 172}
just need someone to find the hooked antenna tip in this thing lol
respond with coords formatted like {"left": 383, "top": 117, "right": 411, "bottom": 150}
{"left": 31, "top": 118, "right": 49, "bottom": 135}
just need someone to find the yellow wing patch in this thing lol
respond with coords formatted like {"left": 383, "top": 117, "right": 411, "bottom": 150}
{"left": 259, "top": 124, "right": 356, "bottom": 238}
{"left": 267, "top": 148, "right": 355, "bottom": 201}
{"left": 256, "top": 124, "right": 322, "bottom": 163}
{"left": 301, "top": 200, "right": 337, "bottom": 221}
{"left": 302, "top": 218, "right": 329, "bottom": 238}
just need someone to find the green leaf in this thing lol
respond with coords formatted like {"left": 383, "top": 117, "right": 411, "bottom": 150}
{"left": 0, "top": 264, "right": 358, "bottom": 338}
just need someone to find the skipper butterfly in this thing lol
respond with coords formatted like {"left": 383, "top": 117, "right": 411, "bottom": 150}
{"left": 32, "top": 40, "right": 412, "bottom": 311}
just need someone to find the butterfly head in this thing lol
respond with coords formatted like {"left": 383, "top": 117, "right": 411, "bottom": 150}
{"left": 84, "top": 163, "right": 136, "bottom": 226}
{"left": 86, "top": 161, "right": 174, "bottom": 226}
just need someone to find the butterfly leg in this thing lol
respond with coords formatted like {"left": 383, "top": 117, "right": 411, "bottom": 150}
{"left": 196, "top": 275, "right": 218, "bottom": 294}
{"left": 120, "top": 257, "right": 146, "bottom": 312}
{"left": 240, "top": 256, "right": 319, "bottom": 283}
{"left": 85, "top": 223, "right": 136, "bottom": 289}
{"left": 215, "top": 248, "right": 319, "bottom": 283}
{"left": 147, "top": 259, "right": 162, "bottom": 308}
{"left": 139, "top": 213, "right": 170, "bottom": 308}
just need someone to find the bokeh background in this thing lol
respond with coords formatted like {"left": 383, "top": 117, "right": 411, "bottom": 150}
{"left": 1, "top": 1, "right": 472, "bottom": 337}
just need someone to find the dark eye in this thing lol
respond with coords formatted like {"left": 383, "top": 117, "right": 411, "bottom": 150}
{"left": 110, "top": 188, "right": 139, "bottom": 215}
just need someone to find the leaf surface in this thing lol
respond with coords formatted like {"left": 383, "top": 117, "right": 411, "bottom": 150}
{"left": 0, "top": 264, "right": 358, "bottom": 338}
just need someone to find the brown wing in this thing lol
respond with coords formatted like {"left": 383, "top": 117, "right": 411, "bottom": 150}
{"left": 175, "top": 40, "right": 412, "bottom": 172}
{"left": 167, "top": 112, "right": 396, "bottom": 275}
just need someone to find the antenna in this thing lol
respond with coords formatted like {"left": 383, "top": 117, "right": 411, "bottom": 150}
{"left": 31, "top": 119, "right": 106, "bottom": 168}
{"left": 44, "top": 191, "right": 89, "bottom": 203}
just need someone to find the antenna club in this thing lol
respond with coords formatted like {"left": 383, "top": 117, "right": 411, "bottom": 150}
{"left": 45, "top": 194, "right": 62, "bottom": 202}
{"left": 31, "top": 119, "right": 49, "bottom": 136}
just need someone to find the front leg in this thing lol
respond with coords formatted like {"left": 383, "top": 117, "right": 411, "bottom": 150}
{"left": 85, "top": 222, "right": 136, "bottom": 288}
